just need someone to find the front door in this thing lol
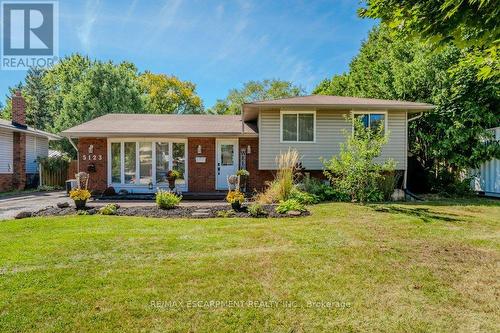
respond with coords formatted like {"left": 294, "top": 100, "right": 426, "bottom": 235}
{"left": 216, "top": 139, "right": 238, "bottom": 190}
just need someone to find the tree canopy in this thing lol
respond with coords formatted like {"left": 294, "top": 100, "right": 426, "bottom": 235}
{"left": 208, "top": 79, "right": 305, "bottom": 114}
{"left": 314, "top": 26, "right": 499, "bottom": 176}
{"left": 359, "top": 0, "right": 499, "bottom": 79}
{"left": 138, "top": 72, "right": 203, "bottom": 114}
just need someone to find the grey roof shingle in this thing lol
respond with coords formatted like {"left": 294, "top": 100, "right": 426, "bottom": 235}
{"left": 61, "top": 114, "right": 256, "bottom": 137}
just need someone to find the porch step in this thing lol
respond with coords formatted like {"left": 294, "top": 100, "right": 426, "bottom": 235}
{"left": 192, "top": 209, "right": 211, "bottom": 217}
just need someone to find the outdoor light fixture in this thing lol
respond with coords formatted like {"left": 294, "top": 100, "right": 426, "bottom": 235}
{"left": 197, "top": 145, "right": 202, "bottom": 154}
{"left": 246, "top": 145, "right": 251, "bottom": 154}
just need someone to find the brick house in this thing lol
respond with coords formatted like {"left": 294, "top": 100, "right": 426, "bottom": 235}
{"left": 0, "top": 92, "right": 61, "bottom": 192}
{"left": 61, "top": 95, "right": 434, "bottom": 194}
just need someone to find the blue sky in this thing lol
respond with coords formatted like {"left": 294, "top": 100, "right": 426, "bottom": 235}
{"left": 1, "top": 0, "right": 376, "bottom": 108}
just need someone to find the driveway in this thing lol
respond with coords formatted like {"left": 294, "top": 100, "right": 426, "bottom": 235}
{"left": 0, "top": 191, "right": 71, "bottom": 220}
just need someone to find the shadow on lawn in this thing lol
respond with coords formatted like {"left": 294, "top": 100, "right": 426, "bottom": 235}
{"left": 371, "top": 206, "right": 461, "bottom": 223}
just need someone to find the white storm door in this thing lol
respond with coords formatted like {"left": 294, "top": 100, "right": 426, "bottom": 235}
{"left": 216, "top": 139, "right": 238, "bottom": 190}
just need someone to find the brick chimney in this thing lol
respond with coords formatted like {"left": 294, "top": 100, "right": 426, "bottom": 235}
{"left": 11, "top": 91, "right": 26, "bottom": 190}
{"left": 11, "top": 90, "right": 26, "bottom": 128}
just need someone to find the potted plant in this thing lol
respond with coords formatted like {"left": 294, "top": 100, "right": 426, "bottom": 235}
{"left": 236, "top": 169, "right": 250, "bottom": 192}
{"left": 226, "top": 190, "right": 245, "bottom": 211}
{"left": 166, "top": 170, "right": 181, "bottom": 190}
{"left": 69, "top": 188, "right": 92, "bottom": 209}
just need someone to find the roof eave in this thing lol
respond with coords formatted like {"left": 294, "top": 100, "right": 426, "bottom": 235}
{"left": 0, "top": 123, "right": 61, "bottom": 140}
{"left": 61, "top": 132, "right": 258, "bottom": 138}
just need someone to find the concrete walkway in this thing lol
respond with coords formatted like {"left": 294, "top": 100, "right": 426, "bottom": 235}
{"left": 0, "top": 191, "right": 226, "bottom": 220}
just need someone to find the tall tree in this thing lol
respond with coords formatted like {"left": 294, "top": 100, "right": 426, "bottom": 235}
{"left": 208, "top": 79, "right": 305, "bottom": 114}
{"left": 24, "top": 67, "right": 50, "bottom": 129}
{"left": 138, "top": 72, "right": 203, "bottom": 114}
{"left": 314, "top": 26, "right": 499, "bottom": 177}
{"left": 359, "top": 0, "right": 499, "bottom": 79}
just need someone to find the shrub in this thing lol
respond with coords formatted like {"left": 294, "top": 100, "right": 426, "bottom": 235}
{"left": 256, "top": 149, "right": 301, "bottom": 204}
{"left": 156, "top": 190, "right": 182, "bottom": 209}
{"left": 77, "top": 210, "right": 89, "bottom": 215}
{"left": 378, "top": 172, "right": 401, "bottom": 201}
{"left": 103, "top": 186, "right": 116, "bottom": 196}
{"left": 275, "top": 148, "right": 300, "bottom": 201}
{"left": 275, "top": 199, "right": 306, "bottom": 214}
{"left": 430, "top": 169, "right": 474, "bottom": 197}
{"left": 236, "top": 169, "right": 250, "bottom": 177}
{"left": 226, "top": 190, "right": 245, "bottom": 204}
{"left": 289, "top": 188, "right": 320, "bottom": 204}
{"left": 37, "top": 185, "right": 64, "bottom": 191}
{"left": 322, "top": 117, "right": 395, "bottom": 203}
{"left": 248, "top": 203, "right": 267, "bottom": 217}
{"left": 301, "top": 177, "right": 349, "bottom": 202}
{"left": 69, "top": 189, "right": 91, "bottom": 201}
{"left": 99, "top": 203, "right": 118, "bottom": 215}
{"left": 216, "top": 210, "right": 235, "bottom": 218}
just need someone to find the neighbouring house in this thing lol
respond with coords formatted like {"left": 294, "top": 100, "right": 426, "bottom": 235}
{"left": 60, "top": 95, "right": 434, "bottom": 194}
{"left": 472, "top": 127, "right": 500, "bottom": 197}
{"left": 0, "top": 92, "right": 61, "bottom": 192}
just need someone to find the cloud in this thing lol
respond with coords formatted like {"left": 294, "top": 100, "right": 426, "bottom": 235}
{"left": 77, "top": 0, "right": 101, "bottom": 52}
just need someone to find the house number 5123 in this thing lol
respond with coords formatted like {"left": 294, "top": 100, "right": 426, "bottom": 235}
{"left": 82, "top": 155, "right": 102, "bottom": 161}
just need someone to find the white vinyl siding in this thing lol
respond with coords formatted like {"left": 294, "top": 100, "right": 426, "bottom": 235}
{"left": 0, "top": 130, "right": 13, "bottom": 174}
{"left": 259, "top": 109, "right": 407, "bottom": 170}
{"left": 25, "top": 135, "right": 49, "bottom": 173}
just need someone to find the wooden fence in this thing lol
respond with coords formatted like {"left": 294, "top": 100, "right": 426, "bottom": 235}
{"left": 40, "top": 164, "right": 67, "bottom": 187}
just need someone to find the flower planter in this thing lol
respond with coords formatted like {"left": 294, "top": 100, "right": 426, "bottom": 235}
{"left": 74, "top": 199, "right": 87, "bottom": 210}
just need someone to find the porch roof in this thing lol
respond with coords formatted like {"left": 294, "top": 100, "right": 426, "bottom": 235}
{"left": 61, "top": 114, "right": 257, "bottom": 137}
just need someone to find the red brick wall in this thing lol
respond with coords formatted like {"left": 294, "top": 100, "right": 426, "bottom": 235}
{"left": 11, "top": 91, "right": 26, "bottom": 126}
{"left": 188, "top": 137, "right": 216, "bottom": 192}
{"left": 77, "top": 138, "right": 107, "bottom": 192}
{"left": 238, "top": 137, "right": 273, "bottom": 192}
{"left": 0, "top": 174, "right": 14, "bottom": 192}
{"left": 12, "top": 132, "right": 26, "bottom": 190}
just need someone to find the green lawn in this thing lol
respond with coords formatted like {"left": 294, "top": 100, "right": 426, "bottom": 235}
{"left": 0, "top": 200, "right": 499, "bottom": 332}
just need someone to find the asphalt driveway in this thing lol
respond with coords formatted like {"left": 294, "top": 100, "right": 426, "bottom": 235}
{"left": 0, "top": 191, "right": 71, "bottom": 220}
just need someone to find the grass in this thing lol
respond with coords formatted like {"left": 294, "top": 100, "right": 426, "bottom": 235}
{"left": 0, "top": 199, "right": 499, "bottom": 332}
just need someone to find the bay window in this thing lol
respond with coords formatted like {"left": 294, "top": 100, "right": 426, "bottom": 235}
{"left": 155, "top": 142, "right": 169, "bottom": 184}
{"left": 281, "top": 111, "right": 315, "bottom": 142}
{"left": 124, "top": 142, "right": 136, "bottom": 184}
{"left": 139, "top": 142, "right": 152, "bottom": 185}
{"left": 109, "top": 140, "right": 187, "bottom": 188}
{"left": 111, "top": 142, "right": 121, "bottom": 183}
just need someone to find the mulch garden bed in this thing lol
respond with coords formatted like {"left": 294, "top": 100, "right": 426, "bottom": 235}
{"left": 17, "top": 203, "right": 310, "bottom": 219}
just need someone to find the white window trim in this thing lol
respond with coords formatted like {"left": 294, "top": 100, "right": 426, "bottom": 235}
{"left": 107, "top": 138, "right": 188, "bottom": 189}
{"left": 351, "top": 110, "right": 389, "bottom": 133}
{"left": 280, "top": 110, "right": 316, "bottom": 143}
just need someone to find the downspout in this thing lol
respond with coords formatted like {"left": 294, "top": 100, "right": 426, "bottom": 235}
{"left": 68, "top": 137, "right": 79, "bottom": 173}
{"left": 404, "top": 112, "right": 423, "bottom": 190}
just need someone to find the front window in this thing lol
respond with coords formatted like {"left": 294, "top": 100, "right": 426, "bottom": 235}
{"left": 282, "top": 112, "right": 315, "bottom": 142}
{"left": 172, "top": 143, "right": 186, "bottom": 185}
{"left": 124, "top": 142, "right": 136, "bottom": 184}
{"left": 139, "top": 142, "right": 152, "bottom": 185}
{"left": 111, "top": 142, "right": 121, "bottom": 183}
{"left": 110, "top": 140, "right": 187, "bottom": 188}
{"left": 355, "top": 113, "right": 386, "bottom": 133}
{"left": 156, "top": 142, "right": 170, "bottom": 183}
